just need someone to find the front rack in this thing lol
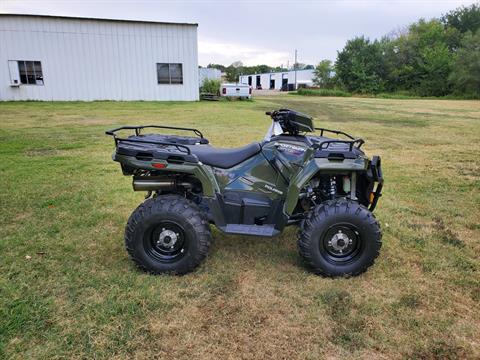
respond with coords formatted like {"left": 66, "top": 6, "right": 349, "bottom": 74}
{"left": 313, "top": 127, "right": 365, "bottom": 151}
{"left": 105, "top": 125, "right": 205, "bottom": 155}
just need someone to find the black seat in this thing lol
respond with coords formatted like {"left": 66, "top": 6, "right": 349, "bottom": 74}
{"left": 188, "top": 143, "right": 261, "bottom": 168}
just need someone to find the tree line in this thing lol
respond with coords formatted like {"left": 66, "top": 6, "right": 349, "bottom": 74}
{"left": 314, "top": 3, "right": 480, "bottom": 97}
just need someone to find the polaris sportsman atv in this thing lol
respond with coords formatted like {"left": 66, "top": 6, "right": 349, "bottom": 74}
{"left": 107, "top": 109, "right": 383, "bottom": 277}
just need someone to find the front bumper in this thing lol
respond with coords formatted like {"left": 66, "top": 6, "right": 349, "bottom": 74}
{"left": 369, "top": 155, "right": 383, "bottom": 211}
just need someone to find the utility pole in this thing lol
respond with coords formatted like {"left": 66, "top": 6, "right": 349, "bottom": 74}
{"left": 294, "top": 49, "right": 298, "bottom": 90}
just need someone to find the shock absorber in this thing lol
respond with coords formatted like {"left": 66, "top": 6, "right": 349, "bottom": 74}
{"left": 329, "top": 176, "right": 337, "bottom": 199}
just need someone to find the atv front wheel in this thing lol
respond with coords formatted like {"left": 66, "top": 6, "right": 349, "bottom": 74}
{"left": 125, "top": 195, "right": 211, "bottom": 275}
{"left": 298, "top": 200, "right": 381, "bottom": 277}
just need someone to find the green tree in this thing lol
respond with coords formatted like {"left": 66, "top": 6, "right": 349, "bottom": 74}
{"left": 384, "top": 19, "right": 455, "bottom": 96}
{"left": 255, "top": 64, "right": 272, "bottom": 73}
{"left": 442, "top": 3, "right": 480, "bottom": 34}
{"left": 449, "top": 30, "right": 480, "bottom": 96}
{"left": 441, "top": 3, "right": 480, "bottom": 50}
{"left": 230, "top": 61, "right": 243, "bottom": 68}
{"left": 335, "top": 37, "right": 387, "bottom": 93}
{"left": 225, "top": 66, "right": 240, "bottom": 82}
{"left": 331, "top": 3, "right": 479, "bottom": 97}
{"left": 313, "top": 60, "right": 335, "bottom": 88}
{"left": 207, "top": 63, "right": 226, "bottom": 72}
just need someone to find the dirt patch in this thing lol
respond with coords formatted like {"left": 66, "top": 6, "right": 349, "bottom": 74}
{"left": 24, "top": 148, "right": 59, "bottom": 157}
{"left": 433, "top": 217, "right": 464, "bottom": 247}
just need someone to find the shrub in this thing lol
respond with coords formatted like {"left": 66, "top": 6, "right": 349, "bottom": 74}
{"left": 200, "top": 79, "right": 221, "bottom": 95}
{"left": 295, "top": 88, "right": 352, "bottom": 97}
{"left": 375, "top": 92, "right": 418, "bottom": 99}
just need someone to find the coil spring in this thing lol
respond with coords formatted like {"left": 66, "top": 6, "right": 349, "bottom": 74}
{"left": 330, "top": 176, "right": 337, "bottom": 199}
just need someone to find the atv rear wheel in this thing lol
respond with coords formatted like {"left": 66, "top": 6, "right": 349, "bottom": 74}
{"left": 125, "top": 195, "right": 211, "bottom": 275}
{"left": 298, "top": 200, "right": 381, "bottom": 277}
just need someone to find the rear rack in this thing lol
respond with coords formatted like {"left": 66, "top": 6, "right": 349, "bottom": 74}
{"left": 106, "top": 125, "right": 204, "bottom": 138}
{"left": 105, "top": 125, "right": 205, "bottom": 155}
{"left": 314, "top": 127, "right": 365, "bottom": 151}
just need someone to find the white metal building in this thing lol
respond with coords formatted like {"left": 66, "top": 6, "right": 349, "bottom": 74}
{"left": 198, "top": 67, "right": 221, "bottom": 86}
{"left": 0, "top": 14, "right": 199, "bottom": 101}
{"left": 239, "top": 69, "right": 315, "bottom": 91}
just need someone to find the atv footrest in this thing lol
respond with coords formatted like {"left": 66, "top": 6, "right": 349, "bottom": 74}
{"left": 222, "top": 224, "right": 279, "bottom": 237}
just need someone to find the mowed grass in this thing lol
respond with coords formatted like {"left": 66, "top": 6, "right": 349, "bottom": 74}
{"left": 0, "top": 95, "right": 479, "bottom": 359}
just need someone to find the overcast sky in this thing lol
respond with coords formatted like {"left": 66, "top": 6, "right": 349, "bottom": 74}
{"left": 1, "top": 0, "right": 477, "bottom": 67}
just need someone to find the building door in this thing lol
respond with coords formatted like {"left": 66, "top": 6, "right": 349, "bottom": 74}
{"left": 281, "top": 78, "right": 288, "bottom": 91}
{"left": 256, "top": 75, "right": 261, "bottom": 89}
{"left": 270, "top": 79, "right": 275, "bottom": 89}
{"left": 248, "top": 76, "right": 252, "bottom": 86}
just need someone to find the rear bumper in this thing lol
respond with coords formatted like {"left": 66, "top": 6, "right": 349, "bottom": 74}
{"left": 369, "top": 155, "right": 383, "bottom": 211}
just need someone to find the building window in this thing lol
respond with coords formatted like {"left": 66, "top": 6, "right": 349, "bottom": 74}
{"left": 18, "top": 61, "right": 44, "bottom": 85}
{"left": 157, "top": 63, "right": 183, "bottom": 84}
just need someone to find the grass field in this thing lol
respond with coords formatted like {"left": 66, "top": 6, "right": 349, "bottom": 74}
{"left": 1, "top": 95, "right": 479, "bottom": 359}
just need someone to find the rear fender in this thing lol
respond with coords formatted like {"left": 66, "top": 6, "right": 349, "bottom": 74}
{"left": 114, "top": 154, "right": 220, "bottom": 197}
{"left": 157, "top": 163, "right": 219, "bottom": 197}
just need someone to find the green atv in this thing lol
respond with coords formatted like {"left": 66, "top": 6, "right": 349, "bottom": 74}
{"left": 107, "top": 109, "right": 383, "bottom": 277}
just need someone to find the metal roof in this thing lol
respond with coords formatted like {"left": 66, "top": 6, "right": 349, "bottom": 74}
{"left": 0, "top": 13, "right": 198, "bottom": 26}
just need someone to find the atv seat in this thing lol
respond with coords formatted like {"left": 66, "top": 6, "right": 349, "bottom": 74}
{"left": 188, "top": 143, "right": 261, "bottom": 169}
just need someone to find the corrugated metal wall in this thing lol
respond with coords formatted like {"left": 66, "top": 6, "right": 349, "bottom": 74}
{"left": 0, "top": 15, "right": 199, "bottom": 101}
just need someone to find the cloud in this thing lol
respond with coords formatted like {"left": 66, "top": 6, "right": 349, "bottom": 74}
{"left": 3, "top": 0, "right": 478, "bottom": 67}
{"left": 198, "top": 38, "right": 291, "bottom": 67}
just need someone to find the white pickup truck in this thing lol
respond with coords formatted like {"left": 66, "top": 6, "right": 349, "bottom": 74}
{"left": 220, "top": 83, "right": 252, "bottom": 99}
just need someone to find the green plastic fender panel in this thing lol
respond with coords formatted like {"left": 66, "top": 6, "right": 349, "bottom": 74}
{"left": 283, "top": 156, "right": 369, "bottom": 215}
{"left": 113, "top": 154, "right": 220, "bottom": 197}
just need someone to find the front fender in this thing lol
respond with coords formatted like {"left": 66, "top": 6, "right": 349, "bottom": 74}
{"left": 283, "top": 157, "right": 369, "bottom": 215}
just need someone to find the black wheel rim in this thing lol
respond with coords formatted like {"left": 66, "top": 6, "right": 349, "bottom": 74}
{"left": 320, "top": 223, "right": 362, "bottom": 263}
{"left": 144, "top": 221, "right": 187, "bottom": 263}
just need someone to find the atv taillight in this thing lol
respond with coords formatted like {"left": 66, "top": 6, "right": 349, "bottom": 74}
{"left": 369, "top": 191, "right": 375, "bottom": 204}
{"left": 152, "top": 163, "right": 167, "bottom": 169}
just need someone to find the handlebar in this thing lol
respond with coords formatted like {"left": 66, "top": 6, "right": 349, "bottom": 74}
{"left": 265, "top": 109, "right": 287, "bottom": 119}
